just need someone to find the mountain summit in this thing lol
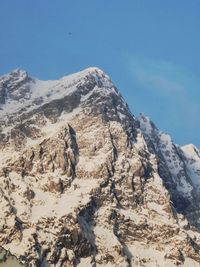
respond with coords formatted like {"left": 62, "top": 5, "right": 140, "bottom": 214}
{"left": 0, "top": 68, "right": 200, "bottom": 267}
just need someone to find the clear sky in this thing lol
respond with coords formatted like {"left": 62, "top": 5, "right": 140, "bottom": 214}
{"left": 0, "top": 0, "right": 200, "bottom": 147}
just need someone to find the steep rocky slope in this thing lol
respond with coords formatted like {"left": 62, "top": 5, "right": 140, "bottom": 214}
{"left": 0, "top": 67, "right": 200, "bottom": 267}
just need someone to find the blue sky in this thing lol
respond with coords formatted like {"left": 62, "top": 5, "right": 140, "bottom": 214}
{"left": 0, "top": 0, "right": 200, "bottom": 147}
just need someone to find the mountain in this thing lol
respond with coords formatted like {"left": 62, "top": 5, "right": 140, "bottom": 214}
{"left": 0, "top": 67, "right": 200, "bottom": 267}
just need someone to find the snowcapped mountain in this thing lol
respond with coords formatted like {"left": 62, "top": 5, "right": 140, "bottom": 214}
{"left": 0, "top": 67, "right": 200, "bottom": 267}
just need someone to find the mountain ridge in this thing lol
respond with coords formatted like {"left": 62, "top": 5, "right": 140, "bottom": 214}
{"left": 0, "top": 67, "right": 200, "bottom": 267}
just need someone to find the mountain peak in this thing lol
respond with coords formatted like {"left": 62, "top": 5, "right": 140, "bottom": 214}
{"left": 58, "top": 66, "right": 112, "bottom": 91}
{"left": 77, "top": 66, "right": 106, "bottom": 75}
{"left": 10, "top": 68, "right": 28, "bottom": 77}
{"left": 182, "top": 143, "right": 200, "bottom": 158}
{"left": 0, "top": 68, "right": 29, "bottom": 83}
{"left": 0, "top": 68, "right": 32, "bottom": 106}
{"left": 0, "top": 67, "right": 134, "bottom": 133}
{"left": 182, "top": 143, "right": 197, "bottom": 152}
{"left": 1, "top": 68, "right": 200, "bottom": 266}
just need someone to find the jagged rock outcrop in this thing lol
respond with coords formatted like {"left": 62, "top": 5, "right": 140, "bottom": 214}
{"left": 0, "top": 67, "right": 200, "bottom": 267}
{"left": 139, "top": 114, "right": 200, "bottom": 228}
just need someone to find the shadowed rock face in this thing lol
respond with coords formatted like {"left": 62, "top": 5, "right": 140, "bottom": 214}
{"left": 0, "top": 67, "right": 200, "bottom": 267}
{"left": 139, "top": 114, "right": 200, "bottom": 228}
{"left": 0, "top": 247, "right": 23, "bottom": 267}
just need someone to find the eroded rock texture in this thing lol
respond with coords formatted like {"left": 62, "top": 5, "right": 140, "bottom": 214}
{"left": 0, "top": 67, "right": 200, "bottom": 267}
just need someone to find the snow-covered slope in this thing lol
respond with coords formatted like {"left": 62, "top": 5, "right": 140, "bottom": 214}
{"left": 181, "top": 144, "right": 200, "bottom": 192}
{"left": 0, "top": 67, "right": 128, "bottom": 120}
{"left": 139, "top": 114, "right": 200, "bottom": 227}
{"left": 0, "top": 67, "right": 200, "bottom": 267}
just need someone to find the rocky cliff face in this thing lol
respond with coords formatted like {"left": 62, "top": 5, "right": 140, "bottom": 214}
{"left": 0, "top": 67, "right": 200, "bottom": 267}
